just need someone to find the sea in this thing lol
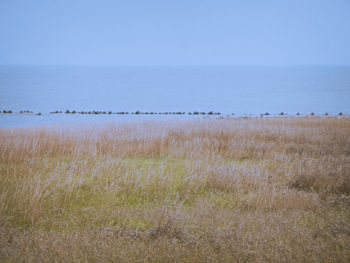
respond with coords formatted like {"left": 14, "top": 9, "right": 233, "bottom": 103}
{"left": 0, "top": 66, "right": 349, "bottom": 127}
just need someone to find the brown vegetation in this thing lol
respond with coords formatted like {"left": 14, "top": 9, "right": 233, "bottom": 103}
{"left": 0, "top": 117, "right": 349, "bottom": 262}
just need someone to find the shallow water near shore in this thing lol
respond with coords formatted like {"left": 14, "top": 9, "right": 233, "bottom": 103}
{"left": 0, "top": 113, "right": 208, "bottom": 128}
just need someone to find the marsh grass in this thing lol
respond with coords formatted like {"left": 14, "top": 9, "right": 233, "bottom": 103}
{"left": 0, "top": 117, "right": 350, "bottom": 262}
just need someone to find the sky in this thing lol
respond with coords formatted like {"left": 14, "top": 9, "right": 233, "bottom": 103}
{"left": 0, "top": 0, "right": 350, "bottom": 66}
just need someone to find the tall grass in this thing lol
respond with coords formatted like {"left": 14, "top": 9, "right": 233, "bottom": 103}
{"left": 0, "top": 117, "right": 349, "bottom": 262}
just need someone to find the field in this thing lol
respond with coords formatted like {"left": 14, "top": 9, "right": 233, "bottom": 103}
{"left": 0, "top": 117, "right": 349, "bottom": 262}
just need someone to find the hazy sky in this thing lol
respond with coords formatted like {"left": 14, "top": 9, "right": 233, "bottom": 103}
{"left": 1, "top": 0, "right": 350, "bottom": 66}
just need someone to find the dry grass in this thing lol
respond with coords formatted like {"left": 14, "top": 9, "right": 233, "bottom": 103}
{"left": 0, "top": 117, "right": 349, "bottom": 262}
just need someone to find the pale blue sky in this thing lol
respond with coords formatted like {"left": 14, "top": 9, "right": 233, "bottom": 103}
{"left": 1, "top": 0, "right": 349, "bottom": 66}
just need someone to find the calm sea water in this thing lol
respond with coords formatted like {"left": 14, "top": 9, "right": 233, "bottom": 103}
{"left": 0, "top": 66, "right": 349, "bottom": 127}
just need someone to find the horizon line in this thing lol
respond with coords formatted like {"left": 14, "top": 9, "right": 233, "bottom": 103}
{"left": 1, "top": 64, "right": 350, "bottom": 67}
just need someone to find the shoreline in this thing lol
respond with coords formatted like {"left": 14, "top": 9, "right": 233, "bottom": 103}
{"left": 0, "top": 113, "right": 348, "bottom": 129}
